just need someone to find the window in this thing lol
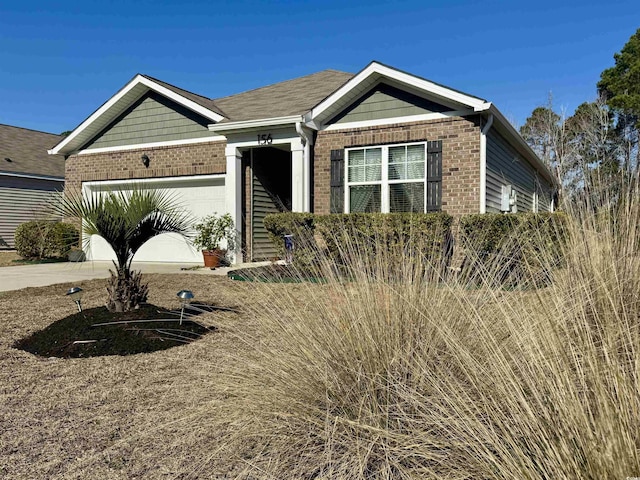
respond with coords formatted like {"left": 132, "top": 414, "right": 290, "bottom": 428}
{"left": 346, "top": 142, "right": 427, "bottom": 213}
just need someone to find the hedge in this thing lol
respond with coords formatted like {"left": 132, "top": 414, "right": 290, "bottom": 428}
{"left": 459, "top": 212, "right": 568, "bottom": 286}
{"left": 264, "top": 212, "right": 453, "bottom": 273}
{"left": 14, "top": 221, "right": 80, "bottom": 259}
{"left": 263, "top": 212, "right": 316, "bottom": 266}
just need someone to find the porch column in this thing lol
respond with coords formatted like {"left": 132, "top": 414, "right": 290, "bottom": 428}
{"left": 225, "top": 145, "right": 243, "bottom": 264}
{"left": 291, "top": 138, "right": 309, "bottom": 212}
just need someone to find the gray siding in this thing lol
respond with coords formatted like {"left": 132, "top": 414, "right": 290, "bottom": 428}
{"left": 0, "top": 176, "right": 63, "bottom": 248}
{"left": 85, "top": 91, "right": 217, "bottom": 150}
{"left": 329, "top": 83, "right": 450, "bottom": 124}
{"left": 486, "top": 130, "right": 536, "bottom": 213}
{"left": 249, "top": 147, "right": 291, "bottom": 261}
{"left": 251, "top": 172, "right": 278, "bottom": 261}
{"left": 536, "top": 176, "right": 553, "bottom": 212}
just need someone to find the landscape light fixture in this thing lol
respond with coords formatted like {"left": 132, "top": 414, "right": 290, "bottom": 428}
{"left": 66, "top": 286, "right": 84, "bottom": 312}
{"left": 141, "top": 154, "right": 150, "bottom": 168}
{"left": 177, "top": 289, "right": 194, "bottom": 324}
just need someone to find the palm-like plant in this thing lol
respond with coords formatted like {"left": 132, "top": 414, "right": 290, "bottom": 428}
{"left": 54, "top": 186, "right": 192, "bottom": 312}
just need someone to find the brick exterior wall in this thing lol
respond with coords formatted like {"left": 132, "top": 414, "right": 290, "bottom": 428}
{"left": 64, "top": 118, "right": 482, "bottom": 262}
{"left": 313, "top": 116, "right": 482, "bottom": 217}
{"left": 65, "top": 140, "right": 227, "bottom": 193}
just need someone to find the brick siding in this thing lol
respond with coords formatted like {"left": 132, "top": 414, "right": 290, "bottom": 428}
{"left": 314, "top": 116, "right": 482, "bottom": 217}
{"left": 65, "top": 140, "right": 227, "bottom": 193}
{"left": 65, "top": 118, "right": 482, "bottom": 261}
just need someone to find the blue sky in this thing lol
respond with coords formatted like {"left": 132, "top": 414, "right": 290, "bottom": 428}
{"left": 0, "top": 0, "right": 638, "bottom": 135}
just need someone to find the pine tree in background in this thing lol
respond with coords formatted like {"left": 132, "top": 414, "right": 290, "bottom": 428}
{"left": 598, "top": 28, "right": 640, "bottom": 175}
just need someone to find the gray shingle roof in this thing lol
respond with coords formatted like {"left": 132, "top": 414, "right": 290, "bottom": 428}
{"left": 145, "top": 69, "right": 354, "bottom": 122}
{"left": 212, "top": 69, "right": 354, "bottom": 122}
{"left": 140, "top": 74, "right": 227, "bottom": 118}
{"left": 0, "top": 124, "right": 64, "bottom": 179}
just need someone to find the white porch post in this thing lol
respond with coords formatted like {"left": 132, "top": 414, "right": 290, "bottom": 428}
{"left": 225, "top": 145, "right": 243, "bottom": 264}
{"left": 291, "top": 138, "right": 307, "bottom": 212}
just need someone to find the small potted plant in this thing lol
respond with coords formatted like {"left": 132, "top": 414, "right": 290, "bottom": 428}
{"left": 193, "top": 213, "right": 235, "bottom": 268}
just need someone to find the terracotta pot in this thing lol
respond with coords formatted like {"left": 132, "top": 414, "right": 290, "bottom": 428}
{"left": 202, "top": 249, "right": 225, "bottom": 268}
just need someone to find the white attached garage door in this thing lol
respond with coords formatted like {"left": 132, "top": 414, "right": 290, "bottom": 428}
{"left": 83, "top": 175, "right": 227, "bottom": 263}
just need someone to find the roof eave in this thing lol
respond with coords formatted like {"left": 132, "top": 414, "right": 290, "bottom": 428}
{"left": 477, "top": 103, "right": 558, "bottom": 187}
{"left": 0, "top": 170, "right": 64, "bottom": 182}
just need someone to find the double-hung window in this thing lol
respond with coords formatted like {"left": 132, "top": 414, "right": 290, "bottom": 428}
{"left": 346, "top": 142, "right": 427, "bottom": 213}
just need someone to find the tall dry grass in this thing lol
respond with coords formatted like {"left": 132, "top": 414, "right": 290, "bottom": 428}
{"left": 214, "top": 193, "right": 640, "bottom": 478}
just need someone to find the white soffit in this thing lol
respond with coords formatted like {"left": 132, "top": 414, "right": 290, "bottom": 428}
{"left": 49, "top": 75, "right": 225, "bottom": 156}
{"left": 208, "top": 115, "right": 303, "bottom": 133}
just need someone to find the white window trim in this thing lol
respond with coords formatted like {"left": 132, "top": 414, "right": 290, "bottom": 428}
{"left": 345, "top": 141, "right": 428, "bottom": 213}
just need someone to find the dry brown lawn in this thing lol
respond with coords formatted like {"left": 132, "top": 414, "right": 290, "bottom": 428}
{"left": 0, "top": 274, "right": 294, "bottom": 479}
{"left": 0, "top": 250, "right": 21, "bottom": 267}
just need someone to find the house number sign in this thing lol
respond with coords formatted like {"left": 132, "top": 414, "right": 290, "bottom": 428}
{"left": 257, "top": 133, "right": 273, "bottom": 145}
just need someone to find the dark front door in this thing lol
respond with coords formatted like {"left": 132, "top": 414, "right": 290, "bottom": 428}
{"left": 251, "top": 147, "right": 292, "bottom": 261}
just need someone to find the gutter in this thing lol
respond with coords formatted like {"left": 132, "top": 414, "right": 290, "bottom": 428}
{"left": 479, "top": 114, "right": 494, "bottom": 214}
{"left": 0, "top": 170, "right": 64, "bottom": 182}
{"left": 296, "top": 122, "right": 313, "bottom": 212}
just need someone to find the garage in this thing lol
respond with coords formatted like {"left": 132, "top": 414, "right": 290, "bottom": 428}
{"left": 82, "top": 174, "right": 227, "bottom": 263}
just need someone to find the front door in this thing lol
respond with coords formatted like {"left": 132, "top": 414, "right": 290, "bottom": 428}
{"left": 250, "top": 147, "right": 292, "bottom": 261}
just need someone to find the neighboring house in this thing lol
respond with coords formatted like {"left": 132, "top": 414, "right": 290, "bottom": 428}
{"left": 50, "top": 61, "right": 557, "bottom": 263}
{"left": 0, "top": 124, "right": 65, "bottom": 248}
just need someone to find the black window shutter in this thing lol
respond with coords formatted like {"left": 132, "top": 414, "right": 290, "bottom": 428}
{"left": 426, "top": 140, "right": 442, "bottom": 212}
{"left": 330, "top": 149, "right": 345, "bottom": 213}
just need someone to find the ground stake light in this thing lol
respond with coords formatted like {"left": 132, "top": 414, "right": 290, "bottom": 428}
{"left": 177, "top": 290, "right": 194, "bottom": 325}
{"left": 66, "top": 287, "right": 84, "bottom": 312}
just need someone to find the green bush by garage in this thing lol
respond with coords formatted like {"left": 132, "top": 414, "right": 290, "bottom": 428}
{"left": 14, "top": 221, "right": 79, "bottom": 260}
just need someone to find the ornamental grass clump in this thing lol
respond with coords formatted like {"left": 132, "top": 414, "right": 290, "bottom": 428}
{"left": 212, "top": 191, "right": 640, "bottom": 478}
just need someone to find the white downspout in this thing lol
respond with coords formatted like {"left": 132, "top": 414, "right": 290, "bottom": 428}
{"left": 296, "top": 122, "right": 312, "bottom": 212}
{"left": 479, "top": 114, "right": 494, "bottom": 214}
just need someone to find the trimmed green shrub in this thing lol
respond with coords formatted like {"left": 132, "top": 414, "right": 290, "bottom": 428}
{"left": 459, "top": 212, "right": 568, "bottom": 286}
{"left": 264, "top": 212, "right": 316, "bottom": 266}
{"left": 15, "top": 221, "right": 79, "bottom": 259}
{"left": 264, "top": 212, "right": 453, "bottom": 273}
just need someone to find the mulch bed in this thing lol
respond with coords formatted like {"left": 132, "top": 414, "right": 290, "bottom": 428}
{"left": 14, "top": 304, "right": 213, "bottom": 358}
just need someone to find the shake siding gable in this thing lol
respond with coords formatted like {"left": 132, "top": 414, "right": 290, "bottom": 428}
{"left": 84, "top": 91, "right": 218, "bottom": 150}
{"left": 329, "top": 83, "right": 451, "bottom": 125}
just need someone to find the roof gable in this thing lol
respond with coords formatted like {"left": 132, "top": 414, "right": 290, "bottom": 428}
{"left": 309, "top": 61, "right": 488, "bottom": 127}
{"left": 327, "top": 83, "right": 452, "bottom": 125}
{"left": 50, "top": 75, "right": 225, "bottom": 155}
{"left": 0, "top": 124, "right": 64, "bottom": 178}
{"left": 84, "top": 91, "right": 218, "bottom": 150}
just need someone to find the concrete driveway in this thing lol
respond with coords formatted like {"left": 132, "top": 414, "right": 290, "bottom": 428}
{"left": 0, "top": 260, "right": 269, "bottom": 292}
{"left": 0, "top": 261, "right": 198, "bottom": 292}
